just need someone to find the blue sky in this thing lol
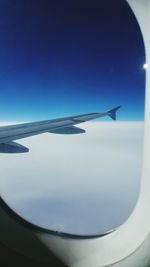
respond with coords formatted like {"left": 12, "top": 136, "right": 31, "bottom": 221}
{"left": 0, "top": 0, "right": 145, "bottom": 121}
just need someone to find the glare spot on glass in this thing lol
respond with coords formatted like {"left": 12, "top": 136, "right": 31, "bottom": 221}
{"left": 143, "top": 63, "right": 149, "bottom": 69}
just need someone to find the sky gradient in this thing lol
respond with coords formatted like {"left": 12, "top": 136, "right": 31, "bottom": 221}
{"left": 0, "top": 0, "right": 145, "bottom": 121}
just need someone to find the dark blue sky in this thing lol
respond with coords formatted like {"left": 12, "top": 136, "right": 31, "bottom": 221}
{"left": 0, "top": 0, "right": 145, "bottom": 121}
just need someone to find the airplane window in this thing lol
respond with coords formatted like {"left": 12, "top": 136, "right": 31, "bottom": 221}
{"left": 0, "top": 0, "right": 145, "bottom": 236}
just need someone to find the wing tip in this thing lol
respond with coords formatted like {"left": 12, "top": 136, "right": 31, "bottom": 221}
{"left": 108, "top": 106, "right": 121, "bottom": 120}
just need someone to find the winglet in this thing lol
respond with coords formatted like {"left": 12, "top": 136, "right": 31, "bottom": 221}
{"left": 107, "top": 106, "right": 121, "bottom": 120}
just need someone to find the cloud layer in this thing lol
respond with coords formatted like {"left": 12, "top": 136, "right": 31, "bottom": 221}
{"left": 0, "top": 122, "right": 144, "bottom": 235}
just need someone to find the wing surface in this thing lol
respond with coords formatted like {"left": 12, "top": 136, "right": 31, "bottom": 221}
{"left": 0, "top": 106, "right": 121, "bottom": 152}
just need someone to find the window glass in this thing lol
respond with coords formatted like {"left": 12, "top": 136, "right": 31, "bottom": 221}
{"left": 0, "top": 0, "right": 145, "bottom": 235}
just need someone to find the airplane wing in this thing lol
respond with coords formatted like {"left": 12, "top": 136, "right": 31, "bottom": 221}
{"left": 0, "top": 106, "right": 121, "bottom": 153}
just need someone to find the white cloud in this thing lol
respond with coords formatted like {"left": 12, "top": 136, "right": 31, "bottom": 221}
{"left": 0, "top": 121, "right": 144, "bottom": 235}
